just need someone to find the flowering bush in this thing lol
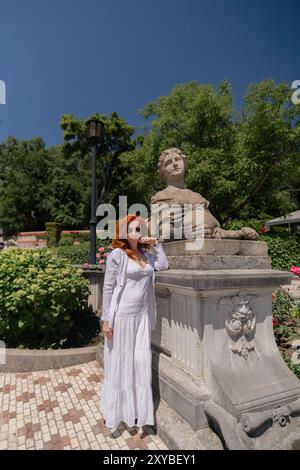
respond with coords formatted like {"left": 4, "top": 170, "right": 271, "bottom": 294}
{"left": 96, "top": 245, "right": 113, "bottom": 266}
{"left": 57, "top": 240, "right": 113, "bottom": 265}
{"left": 291, "top": 266, "right": 300, "bottom": 277}
{"left": 259, "top": 226, "right": 270, "bottom": 234}
{"left": 272, "top": 287, "right": 300, "bottom": 378}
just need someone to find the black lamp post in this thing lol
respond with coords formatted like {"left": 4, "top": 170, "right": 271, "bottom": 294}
{"left": 86, "top": 118, "right": 103, "bottom": 265}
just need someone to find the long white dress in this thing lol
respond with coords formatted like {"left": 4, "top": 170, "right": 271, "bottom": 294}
{"left": 101, "top": 257, "right": 155, "bottom": 429}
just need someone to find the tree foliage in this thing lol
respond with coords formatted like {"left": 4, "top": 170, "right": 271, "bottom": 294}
{"left": 121, "top": 79, "right": 300, "bottom": 223}
{"left": 1, "top": 79, "right": 299, "bottom": 235}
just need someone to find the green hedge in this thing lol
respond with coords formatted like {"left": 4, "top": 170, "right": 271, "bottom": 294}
{"left": 0, "top": 248, "right": 100, "bottom": 348}
{"left": 260, "top": 233, "right": 300, "bottom": 271}
{"left": 57, "top": 242, "right": 91, "bottom": 265}
{"left": 57, "top": 239, "right": 112, "bottom": 265}
{"left": 45, "top": 222, "right": 62, "bottom": 248}
{"left": 58, "top": 236, "right": 74, "bottom": 247}
{"left": 58, "top": 232, "right": 90, "bottom": 247}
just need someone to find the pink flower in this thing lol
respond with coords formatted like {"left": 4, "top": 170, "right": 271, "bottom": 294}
{"left": 104, "top": 253, "right": 109, "bottom": 257}
{"left": 96, "top": 253, "right": 101, "bottom": 259}
{"left": 98, "top": 247, "right": 105, "bottom": 253}
{"left": 290, "top": 266, "right": 300, "bottom": 276}
{"left": 273, "top": 318, "right": 279, "bottom": 328}
{"left": 99, "top": 259, "right": 105, "bottom": 264}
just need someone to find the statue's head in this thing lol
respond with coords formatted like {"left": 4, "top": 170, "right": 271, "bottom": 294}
{"left": 157, "top": 148, "right": 188, "bottom": 183}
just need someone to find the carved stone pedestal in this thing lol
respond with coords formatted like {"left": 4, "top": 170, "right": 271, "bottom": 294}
{"left": 72, "top": 264, "right": 104, "bottom": 315}
{"left": 152, "top": 240, "right": 300, "bottom": 449}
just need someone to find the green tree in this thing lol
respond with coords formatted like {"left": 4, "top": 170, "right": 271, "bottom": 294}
{"left": 121, "top": 80, "right": 237, "bottom": 220}
{"left": 60, "top": 111, "right": 135, "bottom": 212}
{"left": 121, "top": 79, "right": 300, "bottom": 223}
{"left": 0, "top": 112, "right": 135, "bottom": 234}
{"left": 231, "top": 79, "right": 300, "bottom": 222}
{"left": 0, "top": 137, "right": 50, "bottom": 235}
{"left": 40, "top": 144, "right": 88, "bottom": 228}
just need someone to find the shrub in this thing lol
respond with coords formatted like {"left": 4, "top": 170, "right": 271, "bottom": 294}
{"left": 0, "top": 248, "right": 100, "bottom": 348}
{"left": 260, "top": 232, "right": 300, "bottom": 271}
{"left": 57, "top": 242, "right": 90, "bottom": 265}
{"left": 57, "top": 239, "right": 113, "bottom": 265}
{"left": 58, "top": 236, "right": 74, "bottom": 247}
{"left": 96, "top": 244, "right": 114, "bottom": 266}
{"left": 272, "top": 287, "right": 300, "bottom": 379}
{"left": 58, "top": 232, "right": 90, "bottom": 247}
{"left": 224, "top": 219, "right": 264, "bottom": 233}
{"left": 46, "top": 222, "right": 62, "bottom": 248}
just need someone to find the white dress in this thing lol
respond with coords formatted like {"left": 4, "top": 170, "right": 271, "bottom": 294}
{"left": 101, "top": 257, "right": 155, "bottom": 429}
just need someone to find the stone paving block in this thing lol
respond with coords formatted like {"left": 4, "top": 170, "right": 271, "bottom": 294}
{"left": 0, "top": 361, "right": 168, "bottom": 450}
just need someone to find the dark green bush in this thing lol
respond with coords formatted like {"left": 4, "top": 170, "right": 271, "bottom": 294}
{"left": 57, "top": 239, "right": 112, "bottom": 265}
{"left": 57, "top": 242, "right": 90, "bottom": 264}
{"left": 58, "top": 236, "right": 74, "bottom": 247}
{"left": 46, "top": 222, "right": 62, "bottom": 248}
{"left": 58, "top": 232, "right": 90, "bottom": 247}
{"left": 0, "top": 248, "right": 100, "bottom": 348}
{"left": 260, "top": 232, "right": 300, "bottom": 271}
{"left": 224, "top": 218, "right": 264, "bottom": 233}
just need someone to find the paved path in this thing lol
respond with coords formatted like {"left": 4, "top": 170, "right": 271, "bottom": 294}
{"left": 0, "top": 361, "right": 168, "bottom": 450}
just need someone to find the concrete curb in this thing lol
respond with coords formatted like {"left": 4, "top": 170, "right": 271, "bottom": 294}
{"left": 0, "top": 346, "right": 101, "bottom": 373}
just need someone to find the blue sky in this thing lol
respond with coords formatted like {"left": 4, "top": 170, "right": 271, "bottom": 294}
{"left": 0, "top": 0, "right": 299, "bottom": 147}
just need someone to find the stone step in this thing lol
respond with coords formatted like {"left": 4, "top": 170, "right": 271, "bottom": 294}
{"left": 167, "top": 255, "right": 271, "bottom": 270}
{"left": 162, "top": 239, "right": 268, "bottom": 256}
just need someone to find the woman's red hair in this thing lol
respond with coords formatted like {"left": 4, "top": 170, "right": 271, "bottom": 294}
{"left": 111, "top": 214, "right": 150, "bottom": 260}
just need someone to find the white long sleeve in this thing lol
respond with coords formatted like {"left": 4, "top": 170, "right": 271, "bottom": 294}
{"left": 102, "top": 251, "right": 118, "bottom": 322}
{"left": 151, "top": 242, "right": 169, "bottom": 271}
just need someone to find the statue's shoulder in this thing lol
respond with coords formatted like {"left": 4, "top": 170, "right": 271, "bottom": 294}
{"left": 151, "top": 187, "right": 171, "bottom": 203}
{"left": 184, "top": 188, "right": 206, "bottom": 203}
{"left": 151, "top": 186, "right": 204, "bottom": 204}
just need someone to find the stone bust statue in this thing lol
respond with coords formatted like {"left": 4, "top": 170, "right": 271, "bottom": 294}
{"left": 148, "top": 147, "right": 259, "bottom": 241}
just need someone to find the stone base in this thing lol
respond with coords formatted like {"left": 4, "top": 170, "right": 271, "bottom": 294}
{"left": 153, "top": 395, "right": 223, "bottom": 450}
{"left": 152, "top": 349, "right": 211, "bottom": 431}
{"left": 72, "top": 264, "right": 104, "bottom": 315}
{"left": 163, "top": 238, "right": 271, "bottom": 270}
{"left": 152, "top": 252, "right": 300, "bottom": 450}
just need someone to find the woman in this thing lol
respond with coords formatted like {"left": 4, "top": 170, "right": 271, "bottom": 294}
{"left": 100, "top": 214, "right": 169, "bottom": 435}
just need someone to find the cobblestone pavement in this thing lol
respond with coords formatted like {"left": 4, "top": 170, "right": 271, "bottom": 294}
{"left": 0, "top": 361, "right": 168, "bottom": 450}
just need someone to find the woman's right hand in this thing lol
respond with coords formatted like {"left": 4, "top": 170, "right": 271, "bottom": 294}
{"left": 102, "top": 321, "right": 113, "bottom": 340}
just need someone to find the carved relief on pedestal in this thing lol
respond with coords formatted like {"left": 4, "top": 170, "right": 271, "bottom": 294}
{"left": 217, "top": 292, "right": 257, "bottom": 359}
{"left": 240, "top": 399, "right": 300, "bottom": 449}
{"left": 152, "top": 286, "right": 171, "bottom": 355}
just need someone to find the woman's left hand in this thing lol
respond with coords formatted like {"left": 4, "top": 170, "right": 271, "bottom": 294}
{"left": 140, "top": 237, "right": 159, "bottom": 246}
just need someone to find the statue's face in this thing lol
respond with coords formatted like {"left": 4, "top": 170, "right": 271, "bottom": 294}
{"left": 162, "top": 151, "right": 185, "bottom": 181}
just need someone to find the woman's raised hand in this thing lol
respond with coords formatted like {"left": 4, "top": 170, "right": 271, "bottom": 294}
{"left": 140, "top": 237, "right": 159, "bottom": 246}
